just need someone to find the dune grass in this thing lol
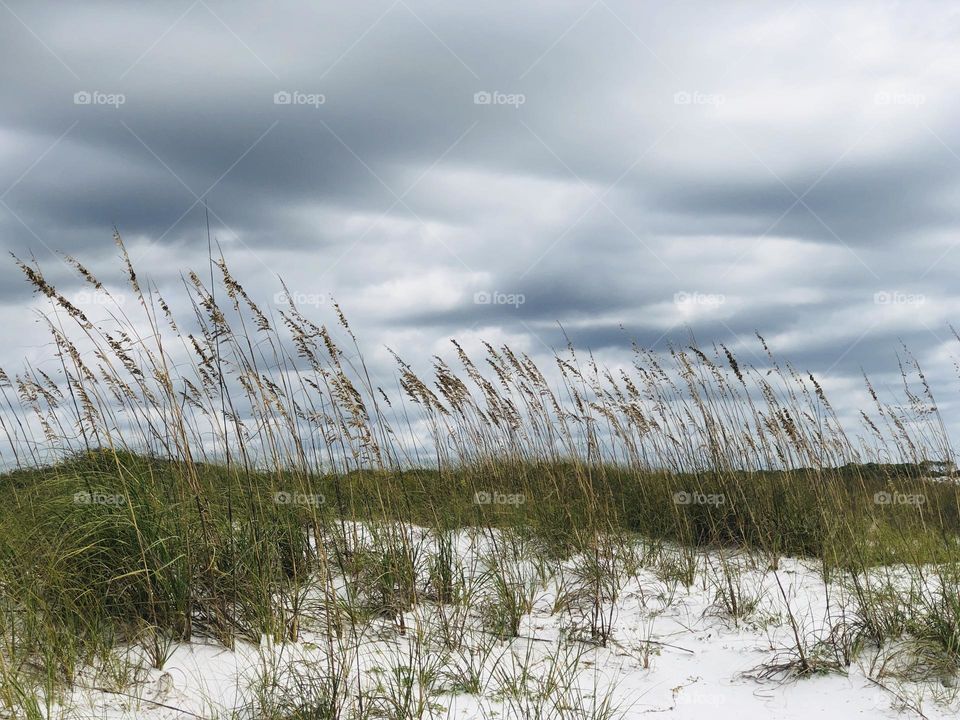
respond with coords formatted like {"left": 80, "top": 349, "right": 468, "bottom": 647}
{"left": 1, "top": 235, "right": 960, "bottom": 716}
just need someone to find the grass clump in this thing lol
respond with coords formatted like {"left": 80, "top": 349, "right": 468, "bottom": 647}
{"left": 1, "top": 238, "right": 960, "bottom": 715}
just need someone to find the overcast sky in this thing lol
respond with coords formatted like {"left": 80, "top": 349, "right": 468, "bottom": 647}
{"left": 2, "top": 0, "right": 960, "bottom": 442}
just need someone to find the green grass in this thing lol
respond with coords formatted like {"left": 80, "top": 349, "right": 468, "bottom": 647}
{"left": 3, "top": 238, "right": 960, "bottom": 714}
{"left": 0, "top": 449, "right": 956, "bottom": 672}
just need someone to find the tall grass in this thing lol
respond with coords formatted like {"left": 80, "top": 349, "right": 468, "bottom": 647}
{"left": 1, "top": 234, "right": 959, "bottom": 715}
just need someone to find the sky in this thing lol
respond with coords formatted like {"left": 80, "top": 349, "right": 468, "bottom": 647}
{"left": 1, "top": 0, "right": 960, "bottom": 445}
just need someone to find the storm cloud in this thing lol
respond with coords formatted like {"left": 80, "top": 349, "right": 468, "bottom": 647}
{"left": 1, "top": 0, "right": 960, "bottom": 436}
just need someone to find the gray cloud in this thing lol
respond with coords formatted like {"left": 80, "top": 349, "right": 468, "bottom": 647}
{"left": 1, "top": 0, "right": 960, "bottom": 440}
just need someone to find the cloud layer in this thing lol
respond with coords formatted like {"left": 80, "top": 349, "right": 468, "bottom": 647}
{"left": 2, "top": 0, "right": 960, "bottom": 438}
